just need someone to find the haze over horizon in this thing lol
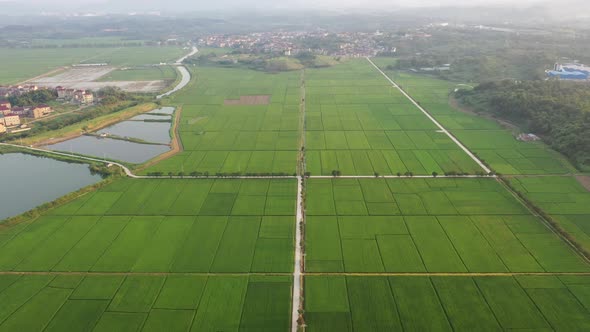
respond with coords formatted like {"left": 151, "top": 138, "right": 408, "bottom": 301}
{"left": 0, "top": 0, "right": 581, "bottom": 12}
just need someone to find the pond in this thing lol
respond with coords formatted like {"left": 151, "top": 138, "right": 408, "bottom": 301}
{"left": 45, "top": 135, "right": 170, "bottom": 164}
{"left": 44, "top": 107, "right": 174, "bottom": 163}
{"left": 0, "top": 153, "right": 102, "bottom": 220}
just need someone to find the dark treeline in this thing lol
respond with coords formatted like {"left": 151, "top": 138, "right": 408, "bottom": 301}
{"left": 457, "top": 80, "right": 590, "bottom": 168}
{"left": 8, "top": 89, "right": 57, "bottom": 106}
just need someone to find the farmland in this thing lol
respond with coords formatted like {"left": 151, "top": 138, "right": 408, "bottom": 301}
{"left": 0, "top": 274, "right": 291, "bottom": 332}
{"left": 304, "top": 60, "right": 482, "bottom": 176}
{"left": 371, "top": 58, "right": 578, "bottom": 175}
{"left": 144, "top": 67, "right": 302, "bottom": 175}
{"left": 305, "top": 177, "right": 589, "bottom": 273}
{"left": 0, "top": 178, "right": 296, "bottom": 273}
{"left": 509, "top": 176, "right": 590, "bottom": 252}
{"left": 305, "top": 275, "right": 590, "bottom": 331}
{"left": 0, "top": 46, "right": 185, "bottom": 84}
{"left": 1, "top": 54, "right": 590, "bottom": 332}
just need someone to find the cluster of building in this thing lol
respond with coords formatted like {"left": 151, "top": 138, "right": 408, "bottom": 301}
{"left": 546, "top": 63, "right": 590, "bottom": 80}
{"left": 0, "top": 100, "right": 53, "bottom": 133}
{"left": 0, "top": 85, "right": 40, "bottom": 98}
{"left": 199, "top": 31, "right": 392, "bottom": 58}
{"left": 56, "top": 87, "right": 94, "bottom": 104}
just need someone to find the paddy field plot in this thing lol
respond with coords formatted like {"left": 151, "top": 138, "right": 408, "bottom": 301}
{"left": 304, "top": 60, "right": 481, "bottom": 176}
{"left": 0, "top": 178, "right": 296, "bottom": 273}
{"left": 0, "top": 46, "right": 185, "bottom": 85}
{"left": 305, "top": 177, "right": 589, "bottom": 273}
{"left": 145, "top": 67, "right": 301, "bottom": 175}
{"left": 0, "top": 274, "right": 291, "bottom": 332}
{"left": 510, "top": 176, "right": 590, "bottom": 252}
{"left": 304, "top": 275, "right": 590, "bottom": 332}
{"left": 371, "top": 57, "right": 577, "bottom": 175}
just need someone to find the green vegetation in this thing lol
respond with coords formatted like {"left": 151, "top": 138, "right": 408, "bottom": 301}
{"left": 305, "top": 275, "right": 590, "bottom": 331}
{"left": 305, "top": 178, "right": 589, "bottom": 273}
{"left": 371, "top": 59, "right": 578, "bottom": 175}
{"left": 186, "top": 50, "right": 340, "bottom": 72}
{"left": 305, "top": 60, "right": 480, "bottom": 175}
{"left": 144, "top": 66, "right": 301, "bottom": 175}
{"left": 0, "top": 178, "right": 295, "bottom": 273}
{"left": 8, "top": 89, "right": 57, "bottom": 107}
{"left": 0, "top": 274, "right": 291, "bottom": 331}
{"left": 0, "top": 46, "right": 185, "bottom": 84}
{"left": 457, "top": 80, "right": 590, "bottom": 169}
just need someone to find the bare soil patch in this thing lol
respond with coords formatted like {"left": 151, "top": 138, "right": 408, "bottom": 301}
{"left": 28, "top": 66, "right": 167, "bottom": 93}
{"left": 576, "top": 175, "right": 590, "bottom": 192}
{"left": 224, "top": 95, "right": 271, "bottom": 105}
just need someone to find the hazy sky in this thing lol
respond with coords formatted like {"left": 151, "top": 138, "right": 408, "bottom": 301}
{"left": 1, "top": 0, "right": 553, "bottom": 9}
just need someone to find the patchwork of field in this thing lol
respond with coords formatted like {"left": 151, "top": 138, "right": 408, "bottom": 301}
{"left": 371, "top": 58, "right": 577, "bottom": 175}
{"left": 0, "top": 47, "right": 185, "bottom": 85}
{"left": 144, "top": 67, "right": 302, "bottom": 175}
{"left": 510, "top": 176, "right": 590, "bottom": 252}
{"left": 305, "top": 60, "right": 481, "bottom": 176}
{"left": 304, "top": 275, "right": 590, "bottom": 331}
{"left": 0, "top": 274, "right": 291, "bottom": 331}
{"left": 305, "top": 178, "right": 589, "bottom": 273}
{"left": 0, "top": 179, "right": 296, "bottom": 273}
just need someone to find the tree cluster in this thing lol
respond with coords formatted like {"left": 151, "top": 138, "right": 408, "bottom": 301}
{"left": 8, "top": 89, "right": 57, "bottom": 107}
{"left": 457, "top": 80, "right": 590, "bottom": 167}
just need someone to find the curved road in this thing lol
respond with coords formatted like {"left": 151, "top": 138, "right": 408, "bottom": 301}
{"left": 156, "top": 47, "right": 198, "bottom": 99}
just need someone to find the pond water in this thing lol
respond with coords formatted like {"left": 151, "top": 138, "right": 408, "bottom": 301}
{"left": 44, "top": 107, "right": 174, "bottom": 163}
{"left": 45, "top": 135, "right": 170, "bottom": 164}
{"left": 97, "top": 120, "right": 171, "bottom": 144}
{"left": 0, "top": 153, "right": 102, "bottom": 220}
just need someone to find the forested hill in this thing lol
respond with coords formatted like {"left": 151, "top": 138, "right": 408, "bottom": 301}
{"left": 457, "top": 80, "right": 590, "bottom": 169}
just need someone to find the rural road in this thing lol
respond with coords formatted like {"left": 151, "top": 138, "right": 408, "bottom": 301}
{"left": 291, "top": 176, "right": 304, "bottom": 332}
{"left": 366, "top": 57, "right": 492, "bottom": 174}
{"left": 156, "top": 47, "right": 198, "bottom": 99}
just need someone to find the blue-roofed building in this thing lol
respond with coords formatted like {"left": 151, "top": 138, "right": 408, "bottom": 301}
{"left": 548, "top": 63, "right": 590, "bottom": 80}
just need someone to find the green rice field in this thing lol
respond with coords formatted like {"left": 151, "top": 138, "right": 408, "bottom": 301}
{"left": 0, "top": 46, "right": 185, "bottom": 84}
{"left": 305, "top": 178, "right": 589, "bottom": 273}
{"left": 510, "top": 176, "right": 590, "bottom": 252}
{"left": 371, "top": 58, "right": 577, "bottom": 175}
{"left": 305, "top": 275, "right": 590, "bottom": 331}
{"left": 0, "top": 274, "right": 291, "bottom": 332}
{"left": 1, "top": 55, "right": 589, "bottom": 331}
{"left": 144, "top": 67, "right": 302, "bottom": 175}
{"left": 305, "top": 60, "right": 481, "bottom": 175}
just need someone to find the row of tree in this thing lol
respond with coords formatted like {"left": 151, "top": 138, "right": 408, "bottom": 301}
{"left": 8, "top": 89, "right": 57, "bottom": 107}
{"left": 457, "top": 80, "right": 590, "bottom": 167}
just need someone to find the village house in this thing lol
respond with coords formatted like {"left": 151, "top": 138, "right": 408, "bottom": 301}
{"left": 0, "top": 122, "right": 6, "bottom": 134}
{"left": 31, "top": 104, "right": 52, "bottom": 119}
{"left": 0, "top": 105, "right": 10, "bottom": 115}
{"left": 74, "top": 90, "right": 94, "bottom": 104}
{"left": 0, "top": 100, "right": 10, "bottom": 109}
{"left": 1, "top": 113, "right": 21, "bottom": 127}
{"left": 10, "top": 106, "right": 29, "bottom": 116}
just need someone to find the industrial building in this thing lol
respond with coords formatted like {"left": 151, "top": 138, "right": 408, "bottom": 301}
{"left": 546, "top": 63, "right": 590, "bottom": 80}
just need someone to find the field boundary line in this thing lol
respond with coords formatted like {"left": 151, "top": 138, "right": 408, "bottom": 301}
{"left": 366, "top": 57, "right": 492, "bottom": 174}
{"left": 0, "top": 271, "right": 294, "bottom": 276}
{"left": 292, "top": 176, "right": 304, "bottom": 332}
{"left": 304, "top": 272, "right": 590, "bottom": 276}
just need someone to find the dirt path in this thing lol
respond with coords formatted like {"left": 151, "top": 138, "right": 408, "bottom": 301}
{"left": 133, "top": 106, "right": 184, "bottom": 173}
